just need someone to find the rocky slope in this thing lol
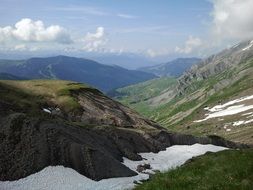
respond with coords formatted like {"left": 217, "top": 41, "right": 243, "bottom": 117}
{"left": 177, "top": 40, "right": 253, "bottom": 96}
{"left": 0, "top": 80, "right": 245, "bottom": 182}
{"left": 113, "top": 40, "right": 253, "bottom": 145}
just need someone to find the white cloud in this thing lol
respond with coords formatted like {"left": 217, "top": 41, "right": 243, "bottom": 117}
{"left": 175, "top": 36, "right": 202, "bottom": 54}
{"left": 14, "top": 44, "right": 27, "bottom": 51}
{"left": 82, "top": 27, "right": 107, "bottom": 52}
{"left": 146, "top": 49, "right": 171, "bottom": 58}
{"left": 0, "top": 18, "right": 72, "bottom": 44}
{"left": 211, "top": 0, "right": 253, "bottom": 41}
{"left": 0, "top": 44, "right": 40, "bottom": 52}
{"left": 117, "top": 14, "right": 137, "bottom": 19}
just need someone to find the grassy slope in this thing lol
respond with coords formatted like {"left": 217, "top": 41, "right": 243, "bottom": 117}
{"left": 115, "top": 59, "right": 253, "bottom": 143}
{"left": 115, "top": 77, "right": 177, "bottom": 116}
{"left": 0, "top": 80, "right": 89, "bottom": 113}
{"left": 113, "top": 55, "right": 253, "bottom": 144}
{"left": 135, "top": 149, "right": 253, "bottom": 190}
{"left": 140, "top": 57, "right": 253, "bottom": 143}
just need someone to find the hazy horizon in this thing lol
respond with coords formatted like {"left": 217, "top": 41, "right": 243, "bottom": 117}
{"left": 1, "top": 0, "right": 253, "bottom": 66}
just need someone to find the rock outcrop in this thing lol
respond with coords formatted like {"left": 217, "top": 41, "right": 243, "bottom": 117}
{"left": 177, "top": 40, "right": 253, "bottom": 96}
{"left": 0, "top": 80, "right": 248, "bottom": 182}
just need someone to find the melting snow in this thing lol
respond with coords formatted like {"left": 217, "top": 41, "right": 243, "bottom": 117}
{"left": 206, "top": 95, "right": 253, "bottom": 113}
{"left": 0, "top": 144, "right": 227, "bottom": 190}
{"left": 242, "top": 112, "right": 253, "bottom": 116}
{"left": 194, "top": 95, "right": 253, "bottom": 123}
{"left": 42, "top": 108, "right": 51, "bottom": 114}
{"left": 233, "top": 119, "right": 253, "bottom": 126}
{"left": 233, "top": 121, "right": 245, "bottom": 126}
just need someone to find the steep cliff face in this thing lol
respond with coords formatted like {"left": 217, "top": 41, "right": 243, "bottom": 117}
{"left": 177, "top": 40, "right": 253, "bottom": 96}
{"left": 0, "top": 80, "right": 246, "bottom": 182}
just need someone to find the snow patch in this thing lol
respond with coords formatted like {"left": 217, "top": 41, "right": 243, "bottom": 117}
{"left": 206, "top": 95, "right": 253, "bottom": 113}
{"left": 0, "top": 144, "right": 227, "bottom": 190}
{"left": 242, "top": 40, "right": 253, "bottom": 51}
{"left": 242, "top": 112, "right": 253, "bottom": 116}
{"left": 194, "top": 95, "right": 253, "bottom": 123}
{"left": 194, "top": 104, "right": 253, "bottom": 122}
{"left": 204, "top": 107, "right": 210, "bottom": 110}
{"left": 42, "top": 108, "right": 51, "bottom": 114}
{"left": 233, "top": 121, "right": 245, "bottom": 126}
{"left": 233, "top": 119, "right": 253, "bottom": 126}
{"left": 42, "top": 107, "right": 61, "bottom": 114}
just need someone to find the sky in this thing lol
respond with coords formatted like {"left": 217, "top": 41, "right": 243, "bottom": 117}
{"left": 0, "top": 0, "right": 253, "bottom": 62}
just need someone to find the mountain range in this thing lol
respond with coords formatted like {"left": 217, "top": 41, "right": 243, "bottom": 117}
{"left": 0, "top": 40, "right": 252, "bottom": 190}
{"left": 0, "top": 55, "right": 156, "bottom": 92}
{"left": 138, "top": 57, "right": 201, "bottom": 77}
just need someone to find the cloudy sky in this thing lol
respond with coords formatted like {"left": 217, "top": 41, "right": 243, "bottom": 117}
{"left": 0, "top": 0, "right": 253, "bottom": 60}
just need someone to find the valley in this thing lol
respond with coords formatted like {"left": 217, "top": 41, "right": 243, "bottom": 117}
{"left": 115, "top": 40, "right": 253, "bottom": 145}
{"left": 1, "top": 41, "right": 253, "bottom": 190}
{"left": 0, "top": 79, "right": 242, "bottom": 189}
{"left": 0, "top": 41, "right": 253, "bottom": 189}
{"left": 1, "top": 1, "right": 253, "bottom": 189}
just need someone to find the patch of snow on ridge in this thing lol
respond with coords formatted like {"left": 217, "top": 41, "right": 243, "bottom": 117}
{"left": 42, "top": 108, "right": 51, "bottom": 114}
{"left": 206, "top": 95, "right": 253, "bottom": 113}
{"left": 233, "top": 119, "right": 253, "bottom": 126}
{"left": 195, "top": 104, "right": 253, "bottom": 122}
{"left": 233, "top": 121, "right": 245, "bottom": 126}
{"left": 242, "top": 112, "right": 253, "bottom": 116}
{"left": 242, "top": 40, "right": 253, "bottom": 51}
{"left": 0, "top": 144, "right": 227, "bottom": 190}
{"left": 195, "top": 94, "right": 253, "bottom": 123}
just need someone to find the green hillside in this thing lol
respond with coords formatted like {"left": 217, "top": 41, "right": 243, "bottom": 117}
{"left": 114, "top": 77, "right": 177, "bottom": 116}
{"left": 135, "top": 149, "right": 253, "bottom": 190}
{"left": 0, "top": 80, "right": 88, "bottom": 113}
{"left": 114, "top": 41, "right": 253, "bottom": 145}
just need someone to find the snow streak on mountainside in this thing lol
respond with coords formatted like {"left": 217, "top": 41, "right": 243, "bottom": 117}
{"left": 115, "top": 39, "right": 253, "bottom": 145}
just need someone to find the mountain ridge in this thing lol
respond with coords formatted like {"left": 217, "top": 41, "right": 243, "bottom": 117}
{"left": 138, "top": 57, "right": 201, "bottom": 77}
{"left": 114, "top": 39, "right": 253, "bottom": 145}
{"left": 0, "top": 55, "right": 156, "bottom": 92}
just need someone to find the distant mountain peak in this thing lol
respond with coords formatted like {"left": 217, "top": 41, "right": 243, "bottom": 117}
{"left": 0, "top": 55, "right": 156, "bottom": 92}
{"left": 138, "top": 57, "right": 201, "bottom": 77}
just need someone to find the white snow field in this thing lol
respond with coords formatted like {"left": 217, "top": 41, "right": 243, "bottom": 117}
{"left": 194, "top": 95, "right": 253, "bottom": 123}
{"left": 0, "top": 144, "right": 227, "bottom": 190}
